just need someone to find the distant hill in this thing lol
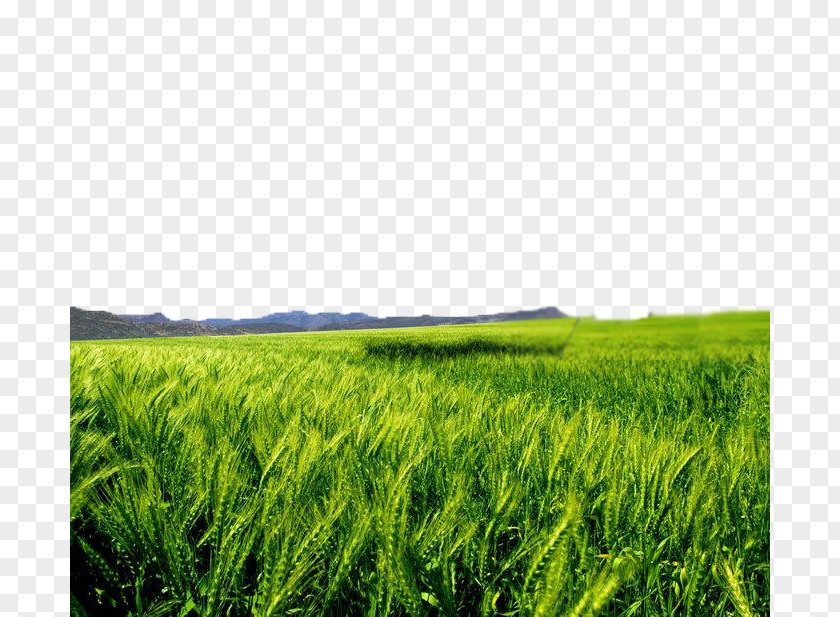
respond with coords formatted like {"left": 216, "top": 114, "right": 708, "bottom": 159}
{"left": 118, "top": 312, "right": 173, "bottom": 324}
{"left": 316, "top": 307, "right": 567, "bottom": 331}
{"left": 215, "top": 323, "right": 306, "bottom": 335}
{"left": 72, "top": 308, "right": 151, "bottom": 340}
{"left": 72, "top": 308, "right": 217, "bottom": 341}
{"left": 72, "top": 306, "right": 568, "bottom": 341}
{"left": 201, "top": 311, "right": 376, "bottom": 329}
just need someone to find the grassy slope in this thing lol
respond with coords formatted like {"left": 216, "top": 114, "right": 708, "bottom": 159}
{"left": 71, "top": 312, "right": 769, "bottom": 617}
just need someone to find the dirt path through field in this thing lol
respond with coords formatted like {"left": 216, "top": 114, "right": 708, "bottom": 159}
{"left": 558, "top": 317, "right": 582, "bottom": 360}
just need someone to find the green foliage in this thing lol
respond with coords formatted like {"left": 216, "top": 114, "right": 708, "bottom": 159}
{"left": 71, "top": 312, "right": 770, "bottom": 616}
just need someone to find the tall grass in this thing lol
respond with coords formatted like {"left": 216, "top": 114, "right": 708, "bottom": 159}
{"left": 71, "top": 312, "right": 769, "bottom": 616}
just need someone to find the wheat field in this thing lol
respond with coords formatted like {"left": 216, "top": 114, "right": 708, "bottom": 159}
{"left": 71, "top": 312, "right": 769, "bottom": 616}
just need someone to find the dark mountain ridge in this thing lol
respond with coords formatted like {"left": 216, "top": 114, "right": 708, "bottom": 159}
{"left": 72, "top": 306, "right": 568, "bottom": 341}
{"left": 118, "top": 312, "right": 172, "bottom": 324}
{"left": 316, "top": 307, "right": 566, "bottom": 330}
{"left": 215, "top": 323, "right": 306, "bottom": 335}
{"left": 71, "top": 308, "right": 217, "bottom": 341}
{"left": 196, "top": 311, "right": 375, "bottom": 329}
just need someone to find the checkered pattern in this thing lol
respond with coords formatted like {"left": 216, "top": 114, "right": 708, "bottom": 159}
{"left": 1, "top": 1, "right": 837, "bottom": 614}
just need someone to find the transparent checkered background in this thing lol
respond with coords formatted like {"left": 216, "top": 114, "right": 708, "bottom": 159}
{"left": 1, "top": 0, "right": 836, "bottom": 614}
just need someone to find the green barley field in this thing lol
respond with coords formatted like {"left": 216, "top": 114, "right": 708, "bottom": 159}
{"left": 71, "top": 312, "right": 770, "bottom": 617}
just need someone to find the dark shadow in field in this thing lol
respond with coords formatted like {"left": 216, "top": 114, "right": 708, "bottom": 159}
{"left": 363, "top": 338, "right": 564, "bottom": 360}
{"left": 365, "top": 319, "right": 581, "bottom": 362}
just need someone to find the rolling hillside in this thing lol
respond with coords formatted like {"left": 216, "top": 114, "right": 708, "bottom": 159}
{"left": 71, "top": 306, "right": 569, "bottom": 340}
